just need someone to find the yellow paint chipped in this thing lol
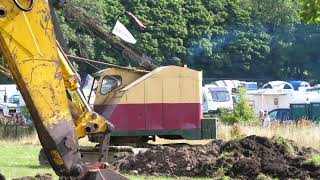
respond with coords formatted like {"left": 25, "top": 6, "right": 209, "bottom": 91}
{"left": 50, "top": 150, "right": 64, "bottom": 166}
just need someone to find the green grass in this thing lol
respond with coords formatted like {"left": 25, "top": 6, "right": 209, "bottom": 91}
{"left": 304, "top": 155, "right": 320, "bottom": 166}
{"left": 0, "top": 143, "right": 209, "bottom": 179}
{"left": 0, "top": 144, "right": 55, "bottom": 179}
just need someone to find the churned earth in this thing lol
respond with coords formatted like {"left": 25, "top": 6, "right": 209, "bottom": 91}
{"left": 114, "top": 135, "right": 320, "bottom": 179}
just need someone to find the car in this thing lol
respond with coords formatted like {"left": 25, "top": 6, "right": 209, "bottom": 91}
{"left": 268, "top": 108, "right": 290, "bottom": 122}
{"left": 9, "top": 94, "right": 20, "bottom": 104}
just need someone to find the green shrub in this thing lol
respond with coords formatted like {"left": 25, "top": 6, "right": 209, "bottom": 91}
{"left": 219, "top": 88, "right": 260, "bottom": 125}
{"left": 20, "top": 106, "right": 32, "bottom": 121}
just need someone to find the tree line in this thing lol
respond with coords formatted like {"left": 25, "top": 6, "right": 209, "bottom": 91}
{"left": 1, "top": 0, "right": 319, "bottom": 83}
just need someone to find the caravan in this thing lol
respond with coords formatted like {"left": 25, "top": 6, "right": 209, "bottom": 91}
{"left": 202, "top": 84, "right": 233, "bottom": 114}
{"left": 210, "top": 80, "right": 240, "bottom": 92}
{"left": 240, "top": 81, "right": 258, "bottom": 91}
{"left": 247, "top": 89, "right": 293, "bottom": 114}
{"left": 289, "top": 80, "right": 310, "bottom": 91}
{"left": 247, "top": 89, "right": 320, "bottom": 114}
{"left": 262, "top": 81, "right": 294, "bottom": 90}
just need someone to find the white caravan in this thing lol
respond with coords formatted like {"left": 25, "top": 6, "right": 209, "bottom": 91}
{"left": 262, "top": 81, "right": 294, "bottom": 90}
{"left": 247, "top": 89, "right": 293, "bottom": 114}
{"left": 211, "top": 80, "right": 240, "bottom": 93}
{"left": 202, "top": 85, "right": 233, "bottom": 113}
{"left": 247, "top": 89, "right": 320, "bottom": 114}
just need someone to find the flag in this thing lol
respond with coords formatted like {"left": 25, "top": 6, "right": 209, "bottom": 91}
{"left": 127, "top": 12, "right": 146, "bottom": 30}
{"left": 112, "top": 20, "right": 137, "bottom": 44}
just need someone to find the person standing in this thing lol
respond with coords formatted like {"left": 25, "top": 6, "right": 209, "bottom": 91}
{"left": 259, "top": 109, "right": 264, "bottom": 122}
{"left": 263, "top": 110, "right": 271, "bottom": 128}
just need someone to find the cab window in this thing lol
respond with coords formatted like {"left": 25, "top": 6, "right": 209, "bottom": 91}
{"left": 87, "top": 77, "right": 99, "bottom": 104}
{"left": 100, "top": 75, "right": 122, "bottom": 95}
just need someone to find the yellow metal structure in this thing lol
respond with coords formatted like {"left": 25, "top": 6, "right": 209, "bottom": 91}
{"left": 0, "top": 0, "right": 115, "bottom": 177}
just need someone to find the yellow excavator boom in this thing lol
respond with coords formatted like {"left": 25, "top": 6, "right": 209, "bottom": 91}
{"left": 0, "top": 0, "right": 122, "bottom": 178}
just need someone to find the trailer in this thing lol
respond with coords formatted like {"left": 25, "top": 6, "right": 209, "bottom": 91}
{"left": 248, "top": 89, "right": 320, "bottom": 114}
{"left": 202, "top": 85, "right": 233, "bottom": 114}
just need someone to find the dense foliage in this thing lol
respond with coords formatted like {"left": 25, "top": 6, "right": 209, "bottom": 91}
{"left": 300, "top": 0, "right": 320, "bottom": 23}
{"left": 219, "top": 88, "right": 259, "bottom": 125}
{"left": 52, "top": 0, "right": 320, "bottom": 81}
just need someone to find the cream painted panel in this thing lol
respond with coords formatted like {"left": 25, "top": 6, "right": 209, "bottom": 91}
{"left": 163, "top": 77, "right": 181, "bottom": 103}
{"left": 124, "top": 81, "right": 145, "bottom": 104}
{"left": 145, "top": 77, "right": 163, "bottom": 104}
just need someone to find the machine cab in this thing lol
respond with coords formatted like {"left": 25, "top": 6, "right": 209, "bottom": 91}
{"left": 87, "top": 67, "right": 147, "bottom": 112}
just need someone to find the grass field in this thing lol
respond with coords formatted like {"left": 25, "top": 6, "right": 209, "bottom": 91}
{"left": 0, "top": 144, "right": 54, "bottom": 179}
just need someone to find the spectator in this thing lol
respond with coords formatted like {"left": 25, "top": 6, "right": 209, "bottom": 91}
{"left": 259, "top": 109, "right": 264, "bottom": 122}
{"left": 263, "top": 110, "right": 271, "bottom": 128}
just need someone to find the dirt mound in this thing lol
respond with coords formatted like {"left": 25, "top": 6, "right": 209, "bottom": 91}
{"left": 114, "top": 135, "right": 320, "bottom": 179}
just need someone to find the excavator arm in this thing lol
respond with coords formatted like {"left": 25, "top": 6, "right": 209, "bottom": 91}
{"left": 0, "top": 0, "right": 122, "bottom": 178}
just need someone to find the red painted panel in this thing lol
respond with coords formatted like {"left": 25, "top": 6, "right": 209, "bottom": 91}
{"left": 126, "top": 104, "right": 146, "bottom": 130}
{"left": 94, "top": 103, "right": 201, "bottom": 131}
{"left": 145, "top": 104, "right": 163, "bottom": 129}
{"left": 163, "top": 103, "right": 201, "bottom": 129}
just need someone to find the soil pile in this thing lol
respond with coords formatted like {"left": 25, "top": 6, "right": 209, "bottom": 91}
{"left": 115, "top": 135, "right": 320, "bottom": 179}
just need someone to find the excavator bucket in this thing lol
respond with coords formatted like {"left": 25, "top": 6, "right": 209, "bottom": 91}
{"left": 85, "top": 169, "right": 129, "bottom": 180}
{"left": 82, "top": 162, "right": 129, "bottom": 180}
{"left": 82, "top": 135, "right": 130, "bottom": 180}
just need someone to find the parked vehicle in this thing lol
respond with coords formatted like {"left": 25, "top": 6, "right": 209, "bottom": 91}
{"left": 262, "top": 81, "right": 294, "bottom": 90}
{"left": 289, "top": 80, "right": 310, "bottom": 91}
{"left": 9, "top": 94, "right": 20, "bottom": 104}
{"left": 247, "top": 89, "right": 293, "bottom": 114}
{"left": 0, "top": 102, "right": 18, "bottom": 116}
{"left": 269, "top": 101, "right": 320, "bottom": 122}
{"left": 247, "top": 88, "right": 320, "bottom": 114}
{"left": 211, "top": 80, "right": 240, "bottom": 93}
{"left": 203, "top": 85, "right": 233, "bottom": 113}
{"left": 268, "top": 108, "right": 290, "bottom": 122}
{"left": 306, "top": 87, "right": 320, "bottom": 93}
{"left": 239, "top": 81, "right": 258, "bottom": 91}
